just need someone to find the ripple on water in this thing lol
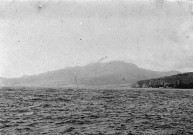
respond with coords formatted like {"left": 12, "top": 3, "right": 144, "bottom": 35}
{"left": 0, "top": 88, "right": 193, "bottom": 135}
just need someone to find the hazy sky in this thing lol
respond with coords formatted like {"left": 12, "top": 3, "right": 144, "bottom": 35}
{"left": 0, "top": 0, "right": 193, "bottom": 78}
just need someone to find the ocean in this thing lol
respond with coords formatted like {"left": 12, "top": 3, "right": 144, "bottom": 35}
{"left": 0, "top": 87, "right": 193, "bottom": 135}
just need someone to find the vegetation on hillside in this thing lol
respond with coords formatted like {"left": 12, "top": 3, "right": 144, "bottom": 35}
{"left": 134, "top": 72, "right": 193, "bottom": 89}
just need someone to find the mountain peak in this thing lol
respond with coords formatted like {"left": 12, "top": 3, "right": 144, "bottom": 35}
{"left": 107, "top": 60, "right": 137, "bottom": 66}
{"left": 0, "top": 60, "right": 179, "bottom": 87}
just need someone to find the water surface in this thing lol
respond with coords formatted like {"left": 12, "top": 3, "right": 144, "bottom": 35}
{"left": 0, "top": 87, "right": 193, "bottom": 135}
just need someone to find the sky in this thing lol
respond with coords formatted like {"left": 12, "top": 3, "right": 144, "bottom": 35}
{"left": 0, "top": 0, "right": 193, "bottom": 78}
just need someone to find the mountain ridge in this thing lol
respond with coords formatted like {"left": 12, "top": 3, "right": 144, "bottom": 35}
{"left": 0, "top": 61, "right": 180, "bottom": 87}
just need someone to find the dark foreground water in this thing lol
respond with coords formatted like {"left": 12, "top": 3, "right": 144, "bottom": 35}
{"left": 0, "top": 87, "right": 193, "bottom": 135}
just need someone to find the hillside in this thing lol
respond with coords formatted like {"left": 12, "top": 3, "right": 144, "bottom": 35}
{"left": 134, "top": 72, "right": 193, "bottom": 89}
{"left": 0, "top": 61, "right": 179, "bottom": 87}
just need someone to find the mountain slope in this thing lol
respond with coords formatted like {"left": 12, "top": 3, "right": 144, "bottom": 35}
{"left": 0, "top": 61, "right": 179, "bottom": 87}
{"left": 134, "top": 72, "right": 193, "bottom": 89}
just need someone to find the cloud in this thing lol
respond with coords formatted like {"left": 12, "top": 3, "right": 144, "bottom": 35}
{"left": 96, "top": 56, "right": 109, "bottom": 63}
{"left": 0, "top": 0, "right": 191, "bottom": 20}
{"left": 174, "top": 55, "right": 193, "bottom": 70}
{"left": 0, "top": 0, "right": 193, "bottom": 77}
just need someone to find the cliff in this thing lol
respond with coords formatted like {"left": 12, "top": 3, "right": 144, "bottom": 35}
{"left": 134, "top": 72, "right": 193, "bottom": 89}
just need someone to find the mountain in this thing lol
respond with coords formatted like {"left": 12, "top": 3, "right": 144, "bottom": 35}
{"left": 0, "top": 61, "right": 179, "bottom": 87}
{"left": 134, "top": 72, "right": 193, "bottom": 89}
